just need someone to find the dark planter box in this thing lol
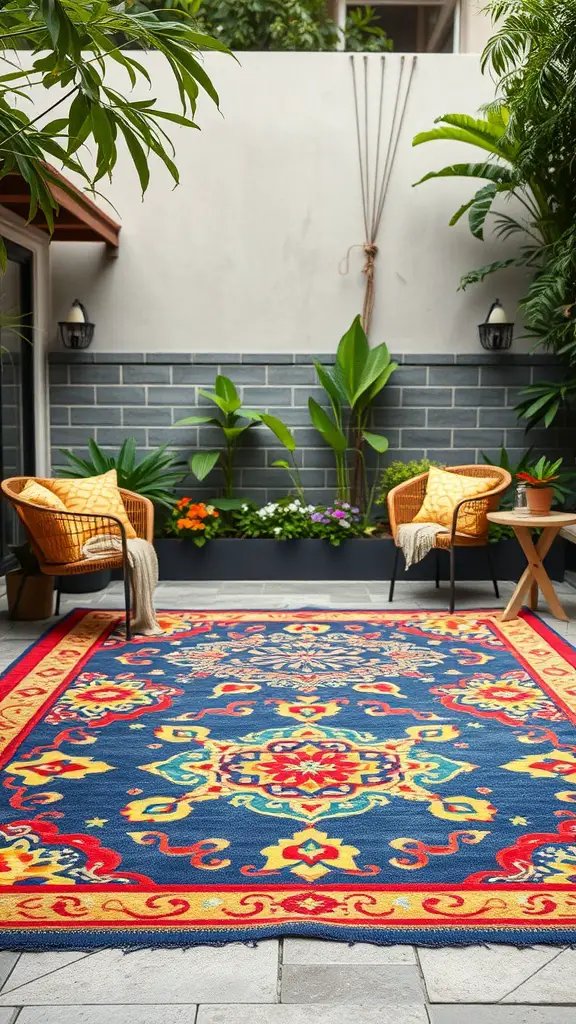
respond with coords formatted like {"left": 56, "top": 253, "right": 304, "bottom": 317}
{"left": 155, "top": 537, "right": 565, "bottom": 583}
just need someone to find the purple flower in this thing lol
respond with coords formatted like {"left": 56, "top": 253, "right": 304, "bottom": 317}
{"left": 325, "top": 508, "right": 333, "bottom": 515}
{"left": 321, "top": 517, "right": 330, "bottom": 524}
{"left": 332, "top": 509, "right": 347, "bottom": 519}
{"left": 341, "top": 502, "right": 350, "bottom": 510}
{"left": 350, "top": 507, "right": 359, "bottom": 515}
{"left": 310, "top": 512, "right": 324, "bottom": 523}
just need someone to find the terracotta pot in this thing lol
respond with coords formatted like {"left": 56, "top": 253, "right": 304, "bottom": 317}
{"left": 6, "top": 572, "right": 54, "bottom": 620}
{"left": 526, "top": 485, "right": 554, "bottom": 516}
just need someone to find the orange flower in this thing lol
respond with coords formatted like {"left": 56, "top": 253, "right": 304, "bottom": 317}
{"left": 189, "top": 520, "right": 206, "bottom": 531}
{"left": 176, "top": 517, "right": 189, "bottom": 529}
{"left": 188, "top": 503, "right": 209, "bottom": 519}
{"left": 176, "top": 497, "right": 190, "bottom": 509}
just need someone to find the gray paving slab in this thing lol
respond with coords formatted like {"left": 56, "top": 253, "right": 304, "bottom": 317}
{"left": 199, "top": 1007, "right": 429, "bottom": 1024}
{"left": 280, "top": 964, "right": 424, "bottom": 1004}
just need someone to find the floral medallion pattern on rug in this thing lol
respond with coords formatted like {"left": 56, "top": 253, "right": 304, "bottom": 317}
{"left": 1, "top": 608, "right": 576, "bottom": 948}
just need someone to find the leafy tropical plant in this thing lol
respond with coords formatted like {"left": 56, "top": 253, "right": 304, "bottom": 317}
{"left": 175, "top": 375, "right": 301, "bottom": 499}
{"left": 517, "top": 456, "right": 576, "bottom": 500}
{"left": 412, "top": 0, "right": 576, "bottom": 430}
{"left": 0, "top": 0, "right": 228, "bottom": 269}
{"left": 57, "top": 437, "right": 186, "bottom": 509}
{"left": 175, "top": 0, "right": 393, "bottom": 52}
{"left": 309, "top": 315, "right": 397, "bottom": 517}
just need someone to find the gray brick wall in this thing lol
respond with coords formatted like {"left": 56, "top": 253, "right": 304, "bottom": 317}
{"left": 48, "top": 351, "right": 574, "bottom": 506}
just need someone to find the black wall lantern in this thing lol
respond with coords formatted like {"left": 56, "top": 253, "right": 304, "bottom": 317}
{"left": 478, "top": 299, "right": 514, "bottom": 351}
{"left": 58, "top": 300, "right": 95, "bottom": 350}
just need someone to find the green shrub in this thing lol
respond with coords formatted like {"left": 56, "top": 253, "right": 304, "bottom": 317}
{"left": 377, "top": 459, "right": 437, "bottom": 514}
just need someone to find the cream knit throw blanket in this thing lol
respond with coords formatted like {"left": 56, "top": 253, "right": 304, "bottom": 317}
{"left": 82, "top": 534, "right": 162, "bottom": 635}
{"left": 397, "top": 522, "right": 446, "bottom": 569}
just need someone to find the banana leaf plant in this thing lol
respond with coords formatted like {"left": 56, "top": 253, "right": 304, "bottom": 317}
{"left": 175, "top": 375, "right": 302, "bottom": 500}
{"left": 309, "top": 315, "right": 397, "bottom": 516}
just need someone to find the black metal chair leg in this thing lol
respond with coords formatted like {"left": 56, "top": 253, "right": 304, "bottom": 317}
{"left": 487, "top": 544, "right": 500, "bottom": 599}
{"left": 55, "top": 577, "right": 62, "bottom": 616}
{"left": 449, "top": 546, "right": 456, "bottom": 613}
{"left": 124, "top": 560, "right": 132, "bottom": 641}
{"left": 435, "top": 549, "right": 440, "bottom": 589}
{"left": 388, "top": 545, "right": 399, "bottom": 602}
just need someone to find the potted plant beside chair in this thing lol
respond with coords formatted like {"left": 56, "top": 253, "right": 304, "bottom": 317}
{"left": 517, "top": 456, "right": 575, "bottom": 515}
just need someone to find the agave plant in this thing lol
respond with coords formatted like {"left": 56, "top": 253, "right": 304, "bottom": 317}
{"left": 175, "top": 375, "right": 302, "bottom": 500}
{"left": 309, "top": 315, "right": 396, "bottom": 515}
{"left": 412, "top": 0, "right": 576, "bottom": 430}
{"left": 57, "top": 437, "right": 186, "bottom": 509}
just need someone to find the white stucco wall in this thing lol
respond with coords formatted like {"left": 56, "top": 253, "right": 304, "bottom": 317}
{"left": 459, "top": 0, "right": 494, "bottom": 55}
{"left": 50, "top": 52, "right": 527, "bottom": 354}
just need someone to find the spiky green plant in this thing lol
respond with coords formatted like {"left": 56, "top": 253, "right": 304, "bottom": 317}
{"left": 57, "top": 437, "right": 186, "bottom": 509}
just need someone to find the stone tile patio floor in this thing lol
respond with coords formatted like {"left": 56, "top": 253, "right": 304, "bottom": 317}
{"left": 2, "top": 578, "right": 576, "bottom": 1024}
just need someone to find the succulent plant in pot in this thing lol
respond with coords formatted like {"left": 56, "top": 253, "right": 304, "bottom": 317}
{"left": 516, "top": 456, "right": 575, "bottom": 515}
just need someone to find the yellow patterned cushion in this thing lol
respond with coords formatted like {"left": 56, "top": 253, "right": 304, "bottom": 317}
{"left": 413, "top": 466, "right": 499, "bottom": 536}
{"left": 47, "top": 469, "right": 136, "bottom": 558}
{"left": 18, "top": 481, "right": 80, "bottom": 564}
{"left": 19, "top": 480, "right": 67, "bottom": 512}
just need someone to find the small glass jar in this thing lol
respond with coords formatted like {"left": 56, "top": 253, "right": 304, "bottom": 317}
{"left": 514, "top": 483, "right": 529, "bottom": 515}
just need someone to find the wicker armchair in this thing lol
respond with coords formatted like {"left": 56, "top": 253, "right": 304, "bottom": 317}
{"left": 1, "top": 477, "right": 154, "bottom": 640}
{"left": 387, "top": 465, "right": 512, "bottom": 612}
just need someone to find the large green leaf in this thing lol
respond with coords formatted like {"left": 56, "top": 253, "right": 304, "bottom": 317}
{"left": 313, "top": 361, "right": 343, "bottom": 423}
{"left": 468, "top": 183, "right": 498, "bottom": 240}
{"left": 336, "top": 315, "right": 369, "bottom": 404}
{"left": 352, "top": 341, "right": 392, "bottom": 408}
{"left": 459, "top": 258, "right": 519, "bottom": 290}
{"left": 414, "top": 162, "right": 515, "bottom": 188}
{"left": 173, "top": 415, "right": 219, "bottom": 427}
{"left": 259, "top": 413, "right": 296, "bottom": 452}
{"left": 214, "top": 375, "right": 241, "bottom": 412}
{"left": 363, "top": 362, "right": 398, "bottom": 406}
{"left": 190, "top": 450, "right": 220, "bottom": 481}
{"left": 308, "top": 398, "right": 347, "bottom": 454}
{"left": 221, "top": 425, "right": 253, "bottom": 442}
{"left": 413, "top": 121, "right": 513, "bottom": 161}
{"left": 362, "top": 431, "right": 389, "bottom": 454}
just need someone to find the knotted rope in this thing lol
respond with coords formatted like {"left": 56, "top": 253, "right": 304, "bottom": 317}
{"left": 344, "top": 55, "right": 417, "bottom": 337}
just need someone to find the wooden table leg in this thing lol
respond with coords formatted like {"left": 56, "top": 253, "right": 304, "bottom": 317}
{"left": 500, "top": 526, "right": 567, "bottom": 621}
{"left": 529, "top": 580, "right": 538, "bottom": 611}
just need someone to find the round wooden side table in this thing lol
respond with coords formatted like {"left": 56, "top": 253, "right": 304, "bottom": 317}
{"left": 487, "top": 511, "right": 576, "bottom": 622}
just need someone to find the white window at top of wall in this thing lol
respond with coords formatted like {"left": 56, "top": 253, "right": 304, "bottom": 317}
{"left": 343, "top": 0, "right": 460, "bottom": 53}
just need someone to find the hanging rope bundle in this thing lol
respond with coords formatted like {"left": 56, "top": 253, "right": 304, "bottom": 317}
{"left": 346, "top": 54, "right": 417, "bottom": 336}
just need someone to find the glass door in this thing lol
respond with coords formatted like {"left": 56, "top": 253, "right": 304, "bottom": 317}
{"left": 0, "top": 239, "right": 35, "bottom": 572}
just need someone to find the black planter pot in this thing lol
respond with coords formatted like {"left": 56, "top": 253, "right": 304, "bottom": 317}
{"left": 154, "top": 537, "right": 566, "bottom": 583}
{"left": 58, "top": 569, "right": 112, "bottom": 593}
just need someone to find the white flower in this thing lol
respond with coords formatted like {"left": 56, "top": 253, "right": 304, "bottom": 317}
{"left": 340, "top": 520, "right": 350, "bottom": 528}
{"left": 241, "top": 504, "right": 248, "bottom": 511}
{"left": 288, "top": 503, "right": 297, "bottom": 512}
{"left": 307, "top": 505, "right": 315, "bottom": 513}
{"left": 206, "top": 505, "right": 215, "bottom": 514}
{"left": 273, "top": 526, "right": 282, "bottom": 535}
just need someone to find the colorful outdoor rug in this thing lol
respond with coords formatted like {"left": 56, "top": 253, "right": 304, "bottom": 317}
{"left": 1, "top": 608, "right": 576, "bottom": 949}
